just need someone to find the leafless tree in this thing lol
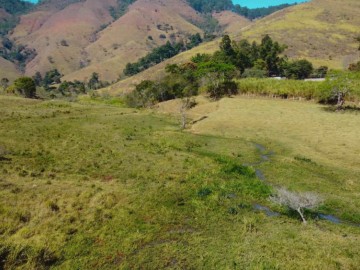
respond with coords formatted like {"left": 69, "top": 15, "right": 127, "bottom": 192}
{"left": 270, "top": 188, "right": 323, "bottom": 224}
{"left": 180, "top": 97, "right": 192, "bottom": 130}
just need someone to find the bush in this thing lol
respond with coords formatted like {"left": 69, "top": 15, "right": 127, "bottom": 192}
{"left": 242, "top": 68, "right": 267, "bottom": 78}
{"left": 284, "top": 59, "right": 313, "bottom": 80}
{"left": 8, "top": 77, "right": 36, "bottom": 98}
{"left": 270, "top": 188, "right": 323, "bottom": 224}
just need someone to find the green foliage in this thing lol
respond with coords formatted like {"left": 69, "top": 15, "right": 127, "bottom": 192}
{"left": 187, "top": 0, "right": 233, "bottom": 13}
{"left": 0, "top": 0, "right": 33, "bottom": 15}
{"left": 284, "top": 59, "right": 314, "bottom": 80}
{"left": 43, "top": 69, "right": 62, "bottom": 88}
{"left": 233, "top": 3, "right": 295, "bottom": 20}
{"left": 58, "top": 80, "right": 86, "bottom": 95}
{"left": 242, "top": 68, "right": 267, "bottom": 78}
{"left": 0, "top": 38, "right": 37, "bottom": 71}
{"left": 187, "top": 0, "right": 295, "bottom": 20}
{"left": 311, "top": 66, "right": 328, "bottom": 78}
{"left": 124, "top": 34, "right": 203, "bottom": 76}
{"left": 9, "top": 77, "right": 36, "bottom": 98}
{"left": 87, "top": 72, "right": 103, "bottom": 90}
{"left": 236, "top": 72, "right": 360, "bottom": 105}
{"left": 109, "top": 0, "right": 136, "bottom": 20}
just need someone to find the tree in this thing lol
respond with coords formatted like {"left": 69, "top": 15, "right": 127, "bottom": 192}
{"left": 33, "top": 71, "right": 43, "bottom": 86}
{"left": 270, "top": 188, "right": 323, "bottom": 224}
{"left": 219, "top": 35, "right": 235, "bottom": 59}
{"left": 0, "top": 78, "right": 9, "bottom": 90}
{"left": 196, "top": 61, "right": 237, "bottom": 99}
{"left": 326, "top": 72, "right": 354, "bottom": 111}
{"left": 43, "top": 69, "right": 62, "bottom": 88}
{"left": 11, "top": 77, "right": 36, "bottom": 98}
{"left": 259, "top": 35, "right": 286, "bottom": 76}
{"left": 284, "top": 59, "right": 313, "bottom": 80}
{"left": 88, "top": 72, "right": 100, "bottom": 90}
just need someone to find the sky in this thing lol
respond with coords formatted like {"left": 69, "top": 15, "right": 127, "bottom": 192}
{"left": 25, "top": 0, "right": 309, "bottom": 8}
{"left": 233, "top": 0, "right": 308, "bottom": 8}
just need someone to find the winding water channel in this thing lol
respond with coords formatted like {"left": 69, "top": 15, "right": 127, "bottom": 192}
{"left": 248, "top": 143, "right": 359, "bottom": 227}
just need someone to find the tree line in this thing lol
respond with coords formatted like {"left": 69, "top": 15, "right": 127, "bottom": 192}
{"left": 125, "top": 35, "right": 342, "bottom": 109}
{"left": 186, "top": 0, "right": 296, "bottom": 20}
{"left": 1, "top": 70, "right": 109, "bottom": 99}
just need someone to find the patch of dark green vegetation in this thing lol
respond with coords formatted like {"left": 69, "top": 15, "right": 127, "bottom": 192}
{"left": 0, "top": 0, "right": 34, "bottom": 36}
{"left": 123, "top": 33, "right": 203, "bottom": 76}
{"left": 0, "top": 38, "right": 37, "bottom": 71}
{"left": 187, "top": 0, "right": 296, "bottom": 20}
{"left": 109, "top": 0, "right": 136, "bottom": 20}
{"left": 0, "top": 0, "right": 33, "bottom": 15}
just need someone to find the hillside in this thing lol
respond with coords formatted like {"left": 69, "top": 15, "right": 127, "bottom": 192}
{"left": 0, "top": 56, "right": 21, "bottom": 81}
{"left": 107, "top": 0, "right": 360, "bottom": 95}
{"left": 11, "top": 0, "right": 117, "bottom": 78}
{"left": 212, "top": 10, "right": 252, "bottom": 35}
{"left": 63, "top": 0, "right": 204, "bottom": 82}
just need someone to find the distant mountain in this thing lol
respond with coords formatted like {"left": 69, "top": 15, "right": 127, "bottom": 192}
{"left": 3, "top": 0, "right": 358, "bottom": 86}
{"left": 0, "top": 0, "right": 33, "bottom": 15}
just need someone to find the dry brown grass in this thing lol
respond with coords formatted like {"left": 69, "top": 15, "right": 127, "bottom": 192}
{"left": 0, "top": 57, "right": 21, "bottom": 82}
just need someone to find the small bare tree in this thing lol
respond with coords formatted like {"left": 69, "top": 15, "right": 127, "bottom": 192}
{"left": 270, "top": 188, "right": 323, "bottom": 224}
{"left": 180, "top": 97, "right": 192, "bottom": 130}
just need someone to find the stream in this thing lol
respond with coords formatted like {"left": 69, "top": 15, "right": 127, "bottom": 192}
{"left": 248, "top": 143, "right": 360, "bottom": 227}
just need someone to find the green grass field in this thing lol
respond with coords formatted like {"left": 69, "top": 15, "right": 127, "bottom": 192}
{"left": 0, "top": 95, "right": 359, "bottom": 269}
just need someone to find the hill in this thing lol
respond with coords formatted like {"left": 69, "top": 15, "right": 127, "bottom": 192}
{"left": 1, "top": 0, "right": 295, "bottom": 83}
{"left": 63, "top": 0, "right": 204, "bottom": 82}
{"left": 107, "top": 0, "right": 360, "bottom": 95}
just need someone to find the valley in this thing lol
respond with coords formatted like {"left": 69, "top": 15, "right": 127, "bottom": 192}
{"left": 0, "top": 0, "right": 360, "bottom": 269}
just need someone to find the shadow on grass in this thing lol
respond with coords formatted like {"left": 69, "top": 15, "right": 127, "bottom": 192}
{"left": 322, "top": 105, "right": 360, "bottom": 113}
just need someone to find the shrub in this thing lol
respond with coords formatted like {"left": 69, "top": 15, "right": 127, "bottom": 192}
{"left": 8, "top": 77, "right": 36, "bottom": 98}
{"left": 270, "top": 188, "right": 323, "bottom": 224}
{"left": 242, "top": 68, "right": 267, "bottom": 78}
{"left": 284, "top": 59, "right": 313, "bottom": 80}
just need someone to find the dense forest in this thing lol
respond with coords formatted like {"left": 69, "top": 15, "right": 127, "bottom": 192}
{"left": 233, "top": 3, "right": 294, "bottom": 20}
{"left": 0, "top": 0, "right": 33, "bottom": 15}
{"left": 123, "top": 33, "right": 203, "bottom": 76}
{"left": 187, "top": 0, "right": 295, "bottom": 20}
{"left": 0, "top": 0, "right": 34, "bottom": 36}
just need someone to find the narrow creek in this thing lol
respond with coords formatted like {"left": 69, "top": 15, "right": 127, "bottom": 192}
{"left": 248, "top": 143, "right": 360, "bottom": 227}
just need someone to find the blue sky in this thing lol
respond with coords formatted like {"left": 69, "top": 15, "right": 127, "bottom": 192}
{"left": 25, "top": 0, "right": 309, "bottom": 8}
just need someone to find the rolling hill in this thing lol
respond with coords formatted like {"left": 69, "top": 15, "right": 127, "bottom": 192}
{"left": 6, "top": 0, "right": 207, "bottom": 82}
{"left": 107, "top": 0, "right": 360, "bottom": 95}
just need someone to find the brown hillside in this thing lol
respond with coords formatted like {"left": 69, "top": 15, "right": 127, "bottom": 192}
{"left": 107, "top": 0, "right": 360, "bottom": 95}
{"left": 212, "top": 11, "right": 252, "bottom": 35}
{"left": 0, "top": 57, "right": 21, "bottom": 81}
{"left": 63, "top": 0, "right": 204, "bottom": 82}
{"left": 11, "top": 0, "right": 116, "bottom": 77}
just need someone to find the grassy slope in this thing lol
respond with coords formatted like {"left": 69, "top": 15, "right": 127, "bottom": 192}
{"left": 212, "top": 10, "right": 252, "bottom": 35}
{"left": 0, "top": 95, "right": 359, "bottom": 269}
{"left": 0, "top": 56, "right": 21, "bottom": 81}
{"left": 107, "top": 0, "right": 360, "bottom": 95}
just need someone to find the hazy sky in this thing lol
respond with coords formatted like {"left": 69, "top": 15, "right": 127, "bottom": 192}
{"left": 26, "top": 0, "right": 309, "bottom": 8}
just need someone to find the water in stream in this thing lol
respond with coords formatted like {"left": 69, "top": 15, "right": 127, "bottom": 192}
{"left": 250, "top": 143, "right": 359, "bottom": 227}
